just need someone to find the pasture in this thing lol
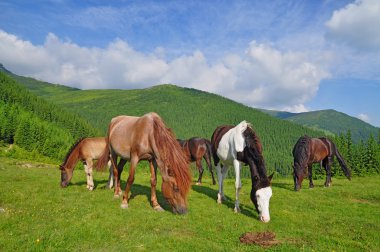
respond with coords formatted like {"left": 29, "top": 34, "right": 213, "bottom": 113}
{"left": 0, "top": 157, "right": 379, "bottom": 251}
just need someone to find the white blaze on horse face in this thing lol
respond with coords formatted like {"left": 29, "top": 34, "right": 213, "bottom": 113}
{"left": 256, "top": 186, "right": 272, "bottom": 223}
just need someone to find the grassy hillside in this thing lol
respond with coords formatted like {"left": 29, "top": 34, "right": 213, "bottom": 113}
{"left": 6, "top": 75, "right": 328, "bottom": 175}
{"left": 0, "top": 72, "right": 101, "bottom": 160}
{"left": 261, "top": 109, "right": 379, "bottom": 142}
{"left": 0, "top": 157, "right": 379, "bottom": 251}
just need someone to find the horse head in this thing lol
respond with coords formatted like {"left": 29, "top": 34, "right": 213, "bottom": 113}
{"left": 293, "top": 163, "right": 306, "bottom": 191}
{"left": 59, "top": 164, "right": 73, "bottom": 188}
{"left": 250, "top": 172, "right": 274, "bottom": 223}
{"left": 161, "top": 168, "right": 189, "bottom": 214}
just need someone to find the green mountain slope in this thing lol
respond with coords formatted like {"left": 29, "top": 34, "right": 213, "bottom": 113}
{"left": 261, "top": 108, "right": 379, "bottom": 142}
{"left": 0, "top": 72, "right": 100, "bottom": 160}
{"left": 1, "top": 69, "right": 329, "bottom": 176}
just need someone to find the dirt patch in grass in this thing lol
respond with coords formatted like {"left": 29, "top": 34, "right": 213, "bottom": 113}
{"left": 239, "top": 231, "right": 280, "bottom": 248}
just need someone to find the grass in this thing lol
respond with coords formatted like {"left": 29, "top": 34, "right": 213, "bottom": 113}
{"left": 0, "top": 157, "right": 379, "bottom": 251}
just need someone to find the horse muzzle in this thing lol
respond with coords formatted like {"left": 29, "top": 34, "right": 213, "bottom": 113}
{"left": 173, "top": 206, "right": 188, "bottom": 215}
{"left": 60, "top": 181, "right": 68, "bottom": 188}
{"left": 259, "top": 215, "right": 270, "bottom": 223}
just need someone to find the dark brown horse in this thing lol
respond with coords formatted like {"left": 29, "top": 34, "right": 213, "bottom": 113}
{"left": 96, "top": 112, "right": 191, "bottom": 214}
{"left": 292, "top": 135, "right": 351, "bottom": 191}
{"left": 177, "top": 137, "right": 216, "bottom": 185}
{"left": 211, "top": 121, "right": 273, "bottom": 222}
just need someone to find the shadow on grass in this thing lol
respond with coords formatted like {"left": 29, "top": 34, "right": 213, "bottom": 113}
{"left": 192, "top": 184, "right": 257, "bottom": 218}
{"left": 129, "top": 183, "right": 172, "bottom": 212}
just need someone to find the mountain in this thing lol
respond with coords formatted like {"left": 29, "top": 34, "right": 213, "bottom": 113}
{"left": 0, "top": 71, "right": 100, "bottom": 160}
{"left": 0, "top": 65, "right": 328, "bottom": 175}
{"left": 260, "top": 109, "right": 379, "bottom": 142}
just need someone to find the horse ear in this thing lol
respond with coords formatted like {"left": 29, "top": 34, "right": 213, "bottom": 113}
{"left": 268, "top": 172, "right": 274, "bottom": 182}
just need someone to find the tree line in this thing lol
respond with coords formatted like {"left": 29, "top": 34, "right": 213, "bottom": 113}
{"left": 1, "top": 73, "right": 379, "bottom": 177}
{"left": 0, "top": 72, "right": 100, "bottom": 160}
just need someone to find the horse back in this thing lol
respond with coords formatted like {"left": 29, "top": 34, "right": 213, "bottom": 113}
{"left": 211, "top": 125, "right": 234, "bottom": 165}
{"left": 310, "top": 138, "right": 329, "bottom": 163}
{"left": 79, "top": 137, "right": 107, "bottom": 159}
{"left": 108, "top": 115, "right": 152, "bottom": 159}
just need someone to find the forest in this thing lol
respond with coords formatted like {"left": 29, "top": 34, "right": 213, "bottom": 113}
{"left": 0, "top": 71, "right": 379, "bottom": 177}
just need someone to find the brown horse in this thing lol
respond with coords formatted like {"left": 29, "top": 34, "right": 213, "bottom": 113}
{"left": 292, "top": 135, "right": 351, "bottom": 191}
{"left": 59, "top": 137, "right": 114, "bottom": 190}
{"left": 177, "top": 137, "right": 216, "bottom": 185}
{"left": 96, "top": 112, "right": 191, "bottom": 214}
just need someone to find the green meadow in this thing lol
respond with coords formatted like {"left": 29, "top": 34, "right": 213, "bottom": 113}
{"left": 0, "top": 157, "right": 379, "bottom": 251}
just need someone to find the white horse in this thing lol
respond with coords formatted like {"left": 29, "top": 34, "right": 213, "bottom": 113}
{"left": 211, "top": 121, "right": 273, "bottom": 222}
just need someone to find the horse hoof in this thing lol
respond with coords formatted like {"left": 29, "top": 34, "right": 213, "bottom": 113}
{"left": 153, "top": 205, "right": 164, "bottom": 212}
{"left": 120, "top": 203, "right": 129, "bottom": 209}
{"left": 88, "top": 186, "right": 94, "bottom": 191}
{"left": 196, "top": 182, "right": 201, "bottom": 185}
{"left": 217, "top": 199, "right": 222, "bottom": 204}
{"left": 113, "top": 194, "right": 120, "bottom": 199}
{"left": 234, "top": 207, "right": 241, "bottom": 213}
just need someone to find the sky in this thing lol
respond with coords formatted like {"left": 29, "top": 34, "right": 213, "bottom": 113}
{"left": 0, "top": 0, "right": 379, "bottom": 127}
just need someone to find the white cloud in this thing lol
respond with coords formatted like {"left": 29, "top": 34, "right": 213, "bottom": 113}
{"left": 326, "top": 0, "right": 380, "bottom": 51}
{"left": 358, "top": 113, "right": 370, "bottom": 123}
{"left": 0, "top": 30, "right": 330, "bottom": 112}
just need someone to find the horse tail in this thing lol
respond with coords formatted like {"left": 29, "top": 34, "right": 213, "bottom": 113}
{"left": 204, "top": 139, "right": 213, "bottom": 168}
{"left": 151, "top": 113, "right": 191, "bottom": 196}
{"left": 95, "top": 127, "right": 111, "bottom": 171}
{"left": 332, "top": 141, "right": 351, "bottom": 180}
{"left": 60, "top": 138, "right": 84, "bottom": 170}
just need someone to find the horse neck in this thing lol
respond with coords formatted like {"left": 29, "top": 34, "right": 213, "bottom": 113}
{"left": 62, "top": 145, "right": 81, "bottom": 171}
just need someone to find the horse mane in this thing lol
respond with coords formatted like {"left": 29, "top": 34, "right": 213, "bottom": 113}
{"left": 293, "top": 135, "right": 311, "bottom": 167}
{"left": 60, "top": 138, "right": 84, "bottom": 169}
{"left": 152, "top": 114, "right": 191, "bottom": 196}
{"left": 243, "top": 126, "right": 267, "bottom": 178}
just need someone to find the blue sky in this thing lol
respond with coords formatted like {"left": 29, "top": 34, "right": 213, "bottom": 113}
{"left": 1, "top": 0, "right": 379, "bottom": 126}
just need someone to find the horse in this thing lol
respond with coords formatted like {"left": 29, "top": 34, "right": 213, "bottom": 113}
{"left": 292, "top": 135, "right": 351, "bottom": 191}
{"left": 177, "top": 137, "right": 216, "bottom": 185}
{"left": 95, "top": 112, "right": 191, "bottom": 214}
{"left": 59, "top": 137, "right": 114, "bottom": 190}
{"left": 211, "top": 121, "right": 274, "bottom": 223}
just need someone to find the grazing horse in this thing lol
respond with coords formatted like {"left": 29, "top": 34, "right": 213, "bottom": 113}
{"left": 59, "top": 137, "right": 114, "bottom": 190}
{"left": 95, "top": 112, "right": 191, "bottom": 214}
{"left": 292, "top": 135, "right": 351, "bottom": 191}
{"left": 211, "top": 121, "right": 274, "bottom": 222}
{"left": 177, "top": 137, "right": 216, "bottom": 185}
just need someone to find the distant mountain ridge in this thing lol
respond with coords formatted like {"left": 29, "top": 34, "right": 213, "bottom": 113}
{"left": 260, "top": 108, "right": 379, "bottom": 142}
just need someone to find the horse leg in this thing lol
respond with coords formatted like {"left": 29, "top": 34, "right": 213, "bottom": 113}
{"left": 233, "top": 159, "right": 242, "bottom": 213}
{"left": 204, "top": 154, "right": 216, "bottom": 185}
{"left": 196, "top": 159, "right": 204, "bottom": 185}
{"left": 149, "top": 160, "right": 163, "bottom": 211}
{"left": 216, "top": 163, "right": 224, "bottom": 204}
{"left": 308, "top": 164, "right": 314, "bottom": 188}
{"left": 121, "top": 155, "right": 138, "bottom": 209}
{"left": 84, "top": 160, "right": 94, "bottom": 191}
{"left": 106, "top": 160, "right": 113, "bottom": 189}
{"left": 323, "top": 158, "right": 332, "bottom": 187}
{"left": 116, "top": 159, "right": 127, "bottom": 196}
{"left": 110, "top": 150, "right": 120, "bottom": 198}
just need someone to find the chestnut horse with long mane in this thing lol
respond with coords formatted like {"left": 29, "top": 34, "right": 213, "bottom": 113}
{"left": 292, "top": 135, "right": 351, "bottom": 191}
{"left": 96, "top": 112, "right": 191, "bottom": 214}
{"left": 177, "top": 137, "right": 216, "bottom": 185}
{"left": 59, "top": 137, "right": 113, "bottom": 190}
